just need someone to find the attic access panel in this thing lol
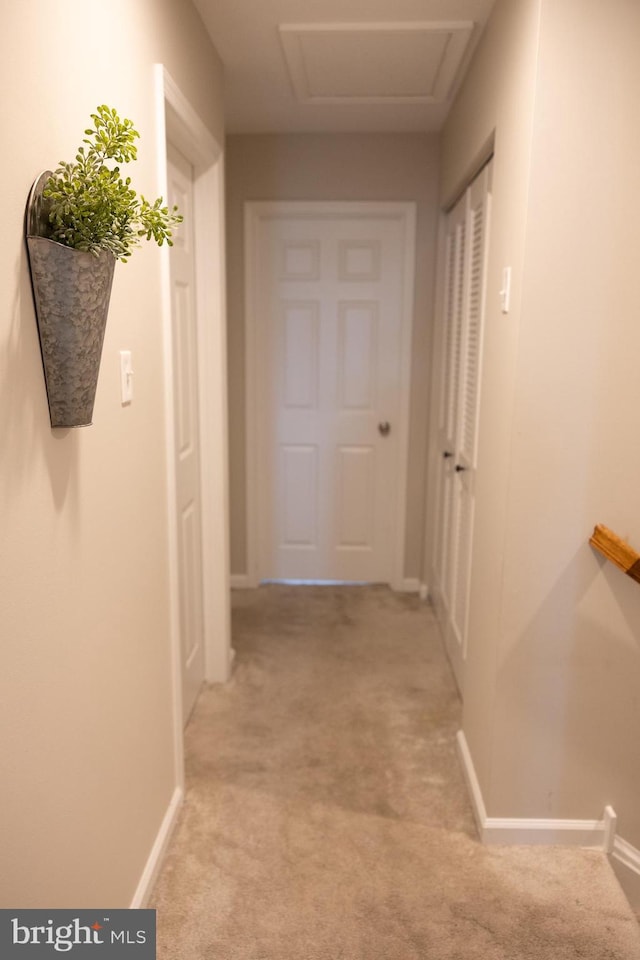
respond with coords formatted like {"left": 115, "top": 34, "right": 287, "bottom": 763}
{"left": 279, "top": 21, "right": 475, "bottom": 105}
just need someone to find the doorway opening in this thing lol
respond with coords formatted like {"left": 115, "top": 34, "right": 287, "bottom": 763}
{"left": 245, "top": 201, "right": 416, "bottom": 591}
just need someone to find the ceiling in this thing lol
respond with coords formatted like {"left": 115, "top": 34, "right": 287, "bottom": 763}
{"left": 192, "top": 0, "right": 497, "bottom": 134}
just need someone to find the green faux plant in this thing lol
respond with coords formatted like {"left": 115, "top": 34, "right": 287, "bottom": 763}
{"left": 43, "top": 105, "right": 182, "bottom": 262}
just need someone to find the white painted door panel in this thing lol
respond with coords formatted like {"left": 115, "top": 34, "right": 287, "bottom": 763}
{"left": 255, "top": 210, "right": 413, "bottom": 582}
{"left": 167, "top": 144, "right": 205, "bottom": 723}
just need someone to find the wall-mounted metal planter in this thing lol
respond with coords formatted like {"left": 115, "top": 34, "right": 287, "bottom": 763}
{"left": 25, "top": 171, "right": 115, "bottom": 428}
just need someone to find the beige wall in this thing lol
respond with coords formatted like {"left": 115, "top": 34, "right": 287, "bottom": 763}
{"left": 437, "top": 0, "right": 640, "bottom": 861}
{"left": 226, "top": 133, "right": 440, "bottom": 580}
{"left": 497, "top": 0, "right": 640, "bottom": 829}
{"left": 0, "top": 0, "right": 224, "bottom": 907}
{"left": 433, "top": 0, "right": 543, "bottom": 803}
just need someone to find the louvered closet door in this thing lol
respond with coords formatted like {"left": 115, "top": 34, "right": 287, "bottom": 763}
{"left": 432, "top": 160, "right": 492, "bottom": 694}
{"left": 432, "top": 191, "right": 466, "bottom": 626}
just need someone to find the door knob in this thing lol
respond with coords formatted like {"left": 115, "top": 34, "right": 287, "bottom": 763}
{"left": 378, "top": 421, "right": 391, "bottom": 437}
{"left": 455, "top": 464, "right": 467, "bottom": 472}
{"left": 443, "top": 451, "right": 453, "bottom": 459}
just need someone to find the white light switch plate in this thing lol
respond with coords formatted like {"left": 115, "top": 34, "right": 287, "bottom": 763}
{"left": 500, "top": 267, "right": 512, "bottom": 314}
{"left": 120, "top": 350, "right": 133, "bottom": 404}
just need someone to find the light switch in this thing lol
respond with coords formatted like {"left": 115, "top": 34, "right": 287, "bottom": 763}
{"left": 500, "top": 267, "right": 512, "bottom": 314}
{"left": 120, "top": 350, "right": 133, "bottom": 404}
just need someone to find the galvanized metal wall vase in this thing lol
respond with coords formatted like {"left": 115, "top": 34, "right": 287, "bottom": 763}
{"left": 25, "top": 106, "right": 182, "bottom": 428}
{"left": 26, "top": 171, "right": 115, "bottom": 428}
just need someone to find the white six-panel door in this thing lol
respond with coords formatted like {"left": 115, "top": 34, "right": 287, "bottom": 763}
{"left": 167, "top": 143, "right": 206, "bottom": 723}
{"left": 431, "top": 161, "right": 492, "bottom": 693}
{"left": 248, "top": 204, "right": 415, "bottom": 584}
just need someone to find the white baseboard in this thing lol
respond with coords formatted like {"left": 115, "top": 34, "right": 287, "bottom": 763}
{"left": 232, "top": 574, "right": 425, "bottom": 594}
{"left": 456, "top": 730, "right": 615, "bottom": 849}
{"left": 611, "top": 836, "right": 640, "bottom": 916}
{"left": 613, "top": 835, "right": 640, "bottom": 874}
{"left": 230, "top": 573, "right": 254, "bottom": 589}
{"left": 130, "top": 786, "right": 183, "bottom": 908}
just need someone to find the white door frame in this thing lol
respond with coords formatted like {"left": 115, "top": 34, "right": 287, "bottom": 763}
{"left": 245, "top": 200, "right": 416, "bottom": 591}
{"left": 154, "top": 66, "right": 232, "bottom": 787}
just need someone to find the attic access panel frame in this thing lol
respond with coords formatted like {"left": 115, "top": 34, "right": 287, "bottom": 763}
{"left": 279, "top": 21, "right": 475, "bottom": 106}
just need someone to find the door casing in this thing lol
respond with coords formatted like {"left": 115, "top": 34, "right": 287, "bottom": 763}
{"left": 155, "top": 66, "right": 232, "bottom": 787}
{"left": 244, "top": 200, "right": 416, "bottom": 590}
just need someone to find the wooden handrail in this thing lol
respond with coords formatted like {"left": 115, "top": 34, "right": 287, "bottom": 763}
{"left": 590, "top": 524, "right": 640, "bottom": 584}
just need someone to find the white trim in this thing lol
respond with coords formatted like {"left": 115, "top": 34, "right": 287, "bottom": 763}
{"left": 262, "top": 579, "right": 369, "bottom": 586}
{"left": 130, "top": 786, "right": 183, "bottom": 908}
{"left": 479, "top": 816, "right": 612, "bottom": 849}
{"left": 603, "top": 805, "right": 617, "bottom": 855}
{"left": 194, "top": 151, "right": 232, "bottom": 685}
{"left": 154, "top": 70, "right": 184, "bottom": 793}
{"left": 610, "top": 835, "right": 640, "bottom": 917}
{"left": 419, "top": 583, "right": 429, "bottom": 601}
{"left": 244, "top": 202, "right": 260, "bottom": 589}
{"left": 391, "top": 202, "right": 416, "bottom": 592}
{"left": 279, "top": 22, "right": 474, "bottom": 105}
{"left": 160, "top": 68, "right": 231, "bottom": 687}
{"left": 613, "top": 835, "right": 640, "bottom": 876}
{"left": 456, "top": 731, "right": 615, "bottom": 848}
{"left": 155, "top": 66, "right": 231, "bottom": 789}
{"left": 245, "top": 201, "right": 416, "bottom": 591}
{"left": 456, "top": 728, "right": 488, "bottom": 835}
{"left": 161, "top": 71, "right": 220, "bottom": 167}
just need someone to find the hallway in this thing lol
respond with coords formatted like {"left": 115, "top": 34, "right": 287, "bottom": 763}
{"left": 150, "top": 586, "right": 639, "bottom": 958}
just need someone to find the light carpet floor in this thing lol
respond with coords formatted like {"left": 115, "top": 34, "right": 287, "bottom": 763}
{"left": 150, "top": 585, "right": 640, "bottom": 959}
